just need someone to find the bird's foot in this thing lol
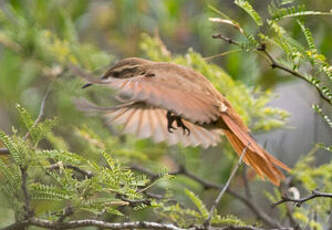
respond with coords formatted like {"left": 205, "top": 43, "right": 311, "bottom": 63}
{"left": 166, "top": 111, "right": 190, "bottom": 136}
{"left": 166, "top": 111, "right": 176, "bottom": 133}
{"left": 176, "top": 117, "right": 190, "bottom": 136}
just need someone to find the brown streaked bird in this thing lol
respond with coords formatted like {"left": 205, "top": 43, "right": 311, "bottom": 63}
{"left": 75, "top": 57, "right": 290, "bottom": 186}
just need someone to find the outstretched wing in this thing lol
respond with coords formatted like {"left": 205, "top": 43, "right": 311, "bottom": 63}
{"left": 75, "top": 98, "right": 223, "bottom": 148}
{"left": 93, "top": 63, "right": 222, "bottom": 124}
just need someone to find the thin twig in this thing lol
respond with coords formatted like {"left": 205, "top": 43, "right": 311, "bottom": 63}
{"left": 48, "top": 163, "right": 94, "bottom": 178}
{"left": 119, "top": 196, "right": 151, "bottom": 207}
{"left": 272, "top": 190, "right": 332, "bottom": 207}
{"left": 0, "top": 218, "right": 293, "bottom": 230}
{"left": 205, "top": 145, "right": 249, "bottom": 227}
{"left": 203, "top": 49, "right": 241, "bottom": 61}
{"left": 212, "top": 33, "right": 331, "bottom": 105}
{"left": 23, "top": 84, "right": 52, "bottom": 140}
{"left": 212, "top": 34, "right": 240, "bottom": 46}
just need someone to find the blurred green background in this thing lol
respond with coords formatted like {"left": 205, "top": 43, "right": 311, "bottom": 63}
{"left": 0, "top": 0, "right": 331, "bottom": 228}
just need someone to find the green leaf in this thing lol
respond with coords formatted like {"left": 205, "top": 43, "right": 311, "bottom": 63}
{"left": 30, "top": 183, "right": 72, "bottom": 201}
{"left": 184, "top": 189, "right": 209, "bottom": 219}
{"left": 234, "top": 0, "right": 263, "bottom": 26}
{"left": 269, "top": 2, "right": 331, "bottom": 21}
{"left": 297, "top": 20, "right": 315, "bottom": 50}
{"left": 0, "top": 131, "right": 25, "bottom": 165}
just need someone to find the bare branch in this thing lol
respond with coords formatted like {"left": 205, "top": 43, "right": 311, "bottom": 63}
{"left": 272, "top": 190, "right": 332, "bottom": 207}
{"left": 1, "top": 218, "right": 294, "bottom": 230}
{"left": 205, "top": 145, "right": 248, "bottom": 227}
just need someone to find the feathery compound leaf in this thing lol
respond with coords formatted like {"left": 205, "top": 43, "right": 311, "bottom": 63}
{"left": 312, "top": 105, "right": 332, "bottom": 129}
{"left": 0, "top": 158, "right": 21, "bottom": 197}
{"left": 102, "top": 151, "right": 116, "bottom": 168}
{"left": 16, "top": 104, "right": 56, "bottom": 145}
{"left": 30, "top": 183, "right": 72, "bottom": 201}
{"left": 184, "top": 189, "right": 209, "bottom": 219}
{"left": 37, "top": 149, "right": 86, "bottom": 165}
{"left": 16, "top": 104, "right": 34, "bottom": 131}
{"left": 0, "top": 131, "right": 24, "bottom": 165}
{"left": 269, "top": 2, "right": 331, "bottom": 21}
{"left": 297, "top": 20, "right": 316, "bottom": 50}
{"left": 234, "top": 0, "right": 263, "bottom": 26}
{"left": 212, "top": 215, "right": 246, "bottom": 226}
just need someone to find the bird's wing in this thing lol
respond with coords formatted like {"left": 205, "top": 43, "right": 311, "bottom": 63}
{"left": 93, "top": 64, "right": 221, "bottom": 124}
{"left": 75, "top": 98, "right": 223, "bottom": 148}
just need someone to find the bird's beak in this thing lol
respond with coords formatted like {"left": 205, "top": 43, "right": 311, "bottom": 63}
{"left": 82, "top": 83, "right": 93, "bottom": 89}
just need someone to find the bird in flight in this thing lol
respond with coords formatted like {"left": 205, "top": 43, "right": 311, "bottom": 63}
{"left": 75, "top": 57, "right": 290, "bottom": 186}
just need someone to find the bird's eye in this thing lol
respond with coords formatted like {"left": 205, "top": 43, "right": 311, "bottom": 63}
{"left": 112, "top": 71, "right": 120, "bottom": 78}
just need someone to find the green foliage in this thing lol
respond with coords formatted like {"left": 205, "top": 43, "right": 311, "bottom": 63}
{"left": 16, "top": 104, "right": 56, "bottom": 146}
{"left": 184, "top": 189, "right": 209, "bottom": 219}
{"left": 268, "top": 1, "right": 332, "bottom": 21}
{"left": 0, "top": 0, "right": 331, "bottom": 229}
{"left": 234, "top": 0, "right": 263, "bottom": 26}
{"left": 0, "top": 106, "right": 150, "bottom": 219}
{"left": 155, "top": 190, "right": 246, "bottom": 228}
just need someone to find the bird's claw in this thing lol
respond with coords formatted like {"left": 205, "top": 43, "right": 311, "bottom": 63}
{"left": 167, "top": 125, "right": 175, "bottom": 133}
{"left": 176, "top": 118, "right": 190, "bottom": 136}
{"left": 182, "top": 125, "right": 190, "bottom": 136}
{"left": 166, "top": 111, "right": 191, "bottom": 136}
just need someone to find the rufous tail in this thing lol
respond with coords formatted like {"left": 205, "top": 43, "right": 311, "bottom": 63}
{"left": 221, "top": 114, "right": 291, "bottom": 186}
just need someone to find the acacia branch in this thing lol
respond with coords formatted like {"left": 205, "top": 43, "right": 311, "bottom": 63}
{"left": 1, "top": 218, "right": 293, "bottom": 230}
{"left": 272, "top": 190, "right": 332, "bottom": 207}
{"left": 212, "top": 33, "right": 331, "bottom": 105}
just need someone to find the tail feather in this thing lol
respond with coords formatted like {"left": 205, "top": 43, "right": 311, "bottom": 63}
{"left": 221, "top": 113, "right": 290, "bottom": 186}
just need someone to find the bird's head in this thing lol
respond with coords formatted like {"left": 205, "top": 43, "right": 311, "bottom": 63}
{"left": 82, "top": 57, "right": 151, "bottom": 89}
{"left": 102, "top": 57, "right": 151, "bottom": 79}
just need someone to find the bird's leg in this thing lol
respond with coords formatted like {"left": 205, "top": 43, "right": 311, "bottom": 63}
{"left": 166, "top": 111, "right": 176, "bottom": 133}
{"left": 175, "top": 117, "right": 190, "bottom": 136}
